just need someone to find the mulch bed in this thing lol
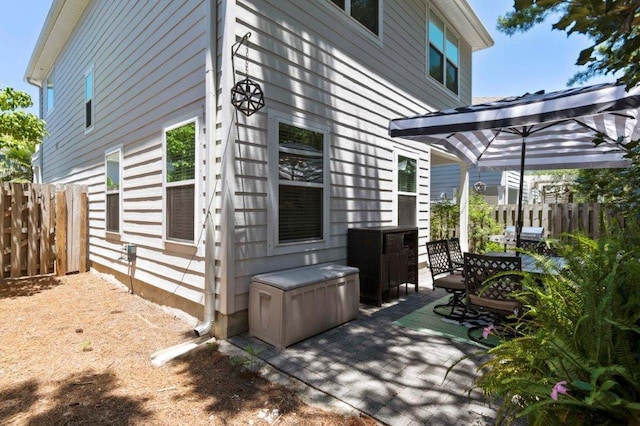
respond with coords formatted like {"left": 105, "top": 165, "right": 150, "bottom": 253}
{"left": 0, "top": 272, "right": 376, "bottom": 425}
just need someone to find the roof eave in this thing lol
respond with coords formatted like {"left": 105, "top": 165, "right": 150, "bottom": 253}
{"left": 24, "top": 0, "right": 89, "bottom": 87}
{"left": 434, "top": 0, "right": 494, "bottom": 52}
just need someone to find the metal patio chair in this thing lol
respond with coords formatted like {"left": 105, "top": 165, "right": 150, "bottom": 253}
{"left": 463, "top": 252, "right": 522, "bottom": 346}
{"left": 426, "top": 239, "right": 466, "bottom": 319}
{"left": 447, "top": 237, "right": 464, "bottom": 271}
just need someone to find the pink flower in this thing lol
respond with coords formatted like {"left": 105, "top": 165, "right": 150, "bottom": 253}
{"left": 551, "top": 381, "right": 568, "bottom": 400}
{"left": 482, "top": 324, "right": 495, "bottom": 339}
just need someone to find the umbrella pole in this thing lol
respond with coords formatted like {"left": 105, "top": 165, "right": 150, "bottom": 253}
{"left": 515, "top": 138, "right": 526, "bottom": 256}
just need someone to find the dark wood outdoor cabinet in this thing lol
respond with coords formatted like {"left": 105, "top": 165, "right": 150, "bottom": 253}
{"left": 347, "top": 226, "right": 419, "bottom": 306}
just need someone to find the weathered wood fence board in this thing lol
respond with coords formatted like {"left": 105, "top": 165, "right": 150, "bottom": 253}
{"left": 491, "top": 203, "right": 625, "bottom": 240}
{"left": 0, "top": 183, "right": 88, "bottom": 279}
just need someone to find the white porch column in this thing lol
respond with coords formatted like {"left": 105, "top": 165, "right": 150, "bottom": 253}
{"left": 458, "top": 164, "right": 469, "bottom": 252}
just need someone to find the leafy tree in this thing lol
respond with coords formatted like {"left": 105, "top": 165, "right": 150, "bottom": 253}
{"left": 497, "top": 2, "right": 640, "bottom": 217}
{"left": 497, "top": 0, "right": 640, "bottom": 89}
{"left": 430, "top": 197, "right": 459, "bottom": 240}
{"left": 468, "top": 191, "right": 502, "bottom": 253}
{"left": 573, "top": 138, "right": 640, "bottom": 218}
{"left": 0, "top": 87, "right": 46, "bottom": 182}
{"left": 430, "top": 191, "right": 502, "bottom": 252}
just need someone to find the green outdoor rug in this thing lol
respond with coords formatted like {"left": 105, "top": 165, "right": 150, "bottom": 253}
{"left": 393, "top": 296, "right": 500, "bottom": 347}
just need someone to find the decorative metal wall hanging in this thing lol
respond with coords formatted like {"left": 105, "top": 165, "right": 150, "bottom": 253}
{"left": 473, "top": 170, "right": 486, "bottom": 193}
{"left": 231, "top": 32, "right": 265, "bottom": 116}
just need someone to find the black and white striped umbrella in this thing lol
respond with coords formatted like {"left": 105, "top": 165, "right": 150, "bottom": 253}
{"left": 389, "top": 83, "right": 640, "bottom": 248}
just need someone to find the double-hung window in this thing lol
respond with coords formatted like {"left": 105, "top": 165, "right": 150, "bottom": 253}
{"left": 85, "top": 66, "right": 94, "bottom": 130}
{"left": 428, "top": 12, "right": 459, "bottom": 95}
{"left": 397, "top": 154, "right": 417, "bottom": 227}
{"left": 105, "top": 149, "right": 121, "bottom": 233}
{"left": 330, "top": 0, "right": 380, "bottom": 36}
{"left": 165, "top": 120, "right": 196, "bottom": 242}
{"left": 273, "top": 118, "right": 328, "bottom": 248}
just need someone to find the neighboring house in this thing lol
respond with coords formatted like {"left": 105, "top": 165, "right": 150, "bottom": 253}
{"left": 25, "top": 0, "right": 492, "bottom": 339}
{"left": 431, "top": 164, "right": 529, "bottom": 205}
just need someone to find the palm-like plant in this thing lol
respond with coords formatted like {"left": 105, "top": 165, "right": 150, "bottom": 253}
{"left": 455, "top": 224, "right": 640, "bottom": 425}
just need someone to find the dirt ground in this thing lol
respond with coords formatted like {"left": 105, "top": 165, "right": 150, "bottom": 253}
{"left": 0, "top": 272, "right": 376, "bottom": 425}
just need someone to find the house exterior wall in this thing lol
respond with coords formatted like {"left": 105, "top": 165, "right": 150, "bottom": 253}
{"left": 31, "top": 0, "right": 487, "bottom": 338}
{"left": 37, "top": 0, "right": 209, "bottom": 315}
{"left": 224, "top": 0, "right": 478, "bottom": 325}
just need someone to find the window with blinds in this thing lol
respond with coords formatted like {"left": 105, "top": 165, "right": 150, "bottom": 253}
{"left": 278, "top": 122, "right": 325, "bottom": 243}
{"left": 397, "top": 155, "right": 417, "bottom": 227}
{"left": 165, "top": 120, "right": 196, "bottom": 242}
{"left": 105, "top": 150, "right": 120, "bottom": 233}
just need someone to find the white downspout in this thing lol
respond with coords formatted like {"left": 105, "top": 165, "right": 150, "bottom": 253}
{"left": 194, "top": 0, "right": 217, "bottom": 336}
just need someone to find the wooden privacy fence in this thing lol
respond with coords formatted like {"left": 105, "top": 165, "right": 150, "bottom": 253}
{"left": 0, "top": 183, "right": 88, "bottom": 278}
{"left": 491, "top": 203, "right": 626, "bottom": 240}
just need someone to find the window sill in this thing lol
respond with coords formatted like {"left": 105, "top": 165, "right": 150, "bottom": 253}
{"left": 164, "top": 239, "right": 198, "bottom": 257}
{"left": 268, "top": 238, "right": 328, "bottom": 256}
{"left": 105, "top": 231, "right": 122, "bottom": 241}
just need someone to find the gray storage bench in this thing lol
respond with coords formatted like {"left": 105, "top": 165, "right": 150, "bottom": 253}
{"left": 248, "top": 263, "right": 360, "bottom": 350}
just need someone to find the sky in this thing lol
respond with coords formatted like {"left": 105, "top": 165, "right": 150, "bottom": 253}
{"left": 467, "top": 0, "right": 614, "bottom": 97}
{"left": 0, "top": 1, "right": 616, "bottom": 114}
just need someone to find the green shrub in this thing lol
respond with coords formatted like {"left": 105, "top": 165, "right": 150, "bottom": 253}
{"left": 455, "top": 225, "right": 640, "bottom": 425}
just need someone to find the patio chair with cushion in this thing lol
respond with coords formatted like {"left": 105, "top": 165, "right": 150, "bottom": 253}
{"left": 426, "top": 239, "right": 466, "bottom": 319}
{"left": 463, "top": 252, "right": 522, "bottom": 346}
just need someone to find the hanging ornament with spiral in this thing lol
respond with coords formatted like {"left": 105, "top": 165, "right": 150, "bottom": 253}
{"left": 231, "top": 33, "right": 265, "bottom": 116}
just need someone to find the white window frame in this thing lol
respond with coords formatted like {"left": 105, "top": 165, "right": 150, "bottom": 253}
{"left": 325, "top": 0, "right": 384, "bottom": 44}
{"left": 162, "top": 116, "right": 201, "bottom": 248}
{"left": 394, "top": 151, "right": 419, "bottom": 227}
{"left": 45, "top": 69, "right": 54, "bottom": 116}
{"left": 267, "top": 110, "right": 330, "bottom": 256}
{"left": 427, "top": 8, "right": 460, "bottom": 97}
{"left": 84, "top": 65, "right": 95, "bottom": 133}
{"left": 105, "top": 147, "right": 123, "bottom": 236}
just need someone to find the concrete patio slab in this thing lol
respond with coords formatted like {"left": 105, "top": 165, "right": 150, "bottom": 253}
{"left": 224, "top": 271, "right": 504, "bottom": 425}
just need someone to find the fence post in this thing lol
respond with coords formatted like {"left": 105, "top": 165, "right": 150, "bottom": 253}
{"left": 28, "top": 185, "right": 38, "bottom": 276}
{"left": 79, "top": 190, "right": 88, "bottom": 272}
{"left": 55, "top": 188, "right": 68, "bottom": 276}
{"left": 11, "top": 184, "right": 23, "bottom": 278}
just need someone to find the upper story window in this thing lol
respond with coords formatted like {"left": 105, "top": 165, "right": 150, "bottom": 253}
{"left": 46, "top": 70, "right": 54, "bottom": 115}
{"left": 397, "top": 154, "right": 417, "bottom": 227}
{"left": 105, "top": 149, "right": 121, "bottom": 234}
{"left": 85, "top": 66, "right": 94, "bottom": 131}
{"left": 165, "top": 119, "right": 197, "bottom": 243}
{"left": 428, "top": 12, "right": 459, "bottom": 95}
{"left": 330, "top": 0, "right": 380, "bottom": 36}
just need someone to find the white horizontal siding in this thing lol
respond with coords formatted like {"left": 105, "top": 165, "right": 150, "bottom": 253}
{"left": 40, "top": 0, "right": 208, "bottom": 309}
{"left": 225, "top": 0, "right": 477, "bottom": 310}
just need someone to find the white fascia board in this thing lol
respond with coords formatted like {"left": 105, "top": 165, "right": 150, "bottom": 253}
{"left": 25, "top": 0, "right": 90, "bottom": 86}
